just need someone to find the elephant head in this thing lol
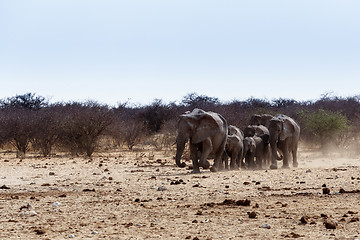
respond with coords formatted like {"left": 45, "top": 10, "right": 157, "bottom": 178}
{"left": 268, "top": 116, "right": 296, "bottom": 162}
{"left": 250, "top": 114, "right": 273, "bottom": 128}
{"left": 175, "top": 108, "right": 221, "bottom": 168}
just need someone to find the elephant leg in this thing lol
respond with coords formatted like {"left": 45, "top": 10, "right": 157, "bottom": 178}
{"left": 222, "top": 151, "right": 229, "bottom": 170}
{"left": 189, "top": 144, "right": 200, "bottom": 173}
{"left": 199, "top": 139, "right": 211, "bottom": 169}
{"left": 229, "top": 151, "right": 238, "bottom": 170}
{"left": 292, "top": 145, "right": 298, "bottom": 168}
{"left": 257, "top": 156, "right": 263, "bottom": 170}
{"left": 281, "top": 148, "right": 290, "bottom": 169}
{"left": 210, "top": 142, "right": 226, "bottom": 173}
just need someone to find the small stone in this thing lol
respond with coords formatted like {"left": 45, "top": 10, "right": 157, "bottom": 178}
{"left": 49, "top": 172, "right": 55, "bottom": 176}
{"left": 322, "top": 188, "right": 330, "bottom": 194}
{"left": 260, "top": 224, "right": 271, "bottom": 229}
{"left": 69, "top": 234, "right": 75, "bottom": 238}
{"left": 236, "top": 199, "right": 251, "bottom": 206}
{"left": 53, "top": 201, "right": 61, "bottom": 207}
{"left": 324, "top": 220, "right": 337, "bottom": 229}
{"left": 34, "top": 229, "right": 45, "bottom": 235}
{"left": 300, "top": 216, "right": 309, "bottom": 224}
{"left": 322, "top": 184, "right": 327, "bottom": 187}
{"left": 349, "top": 217, "right": 359, "bottom": 223}
{"left": 157, "top": 186, "right": 167, "bottom": 191}
{"left": 195, "top": 210, "right": 203, "bottom": 215}
{"left": 339, "top": 188, "right": 346, "bottom": 193}
{"left": 92, "top": 231, "right": 98, "bottom": 235}
{"left": 306, "top": 169, "right": 312, "bottom": 173}
{"left": 0, "top": 185, "right": 10, "bottom": 189}
{"left": 247, "top": 211, "right": 257, "bottom": 218}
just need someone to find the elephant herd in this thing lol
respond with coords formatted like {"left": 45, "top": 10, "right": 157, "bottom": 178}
{"left": 175, "top": 108, "right": 300, "bottom": 173}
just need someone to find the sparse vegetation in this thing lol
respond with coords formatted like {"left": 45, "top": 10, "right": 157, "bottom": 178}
{"left": 0, "top": 92, "right": 359, "bottom": 158}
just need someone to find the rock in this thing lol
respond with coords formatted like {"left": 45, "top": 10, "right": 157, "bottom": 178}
{"left": 324, "top": 220, "right": 337, "bottom": 229}
{"left": 69, "top": 234, "right": 75, "bottom": 238}
{"left": 49, "top": 172, "right": 55, "bottom": 176}
{"left": 157, "top": 186, "right": 167, "bottom": 191}
{"left": 306, "top": 169, "right": 312, "bottom": 173}
{"left": 92, "top": 231, "right": 98, "bottom": 235}
{"left": 34, "top": 229, "right": 45, "bottom": 235}
{"left": 260, "top": 224, "right": 271, "bottom": 229}
{"left": 339, "top": 188, "right": 346, "bottom": 193}
{"left": 236, "top": 199, "right": 251, "bottom": 206}
{"left": 0, "top": 185, "right": 10, "bottom": 189}
{"left": 349, "top": 217, "right": 359, "bottom": 223}
{"left": 322, "top": 188, "right": 330, "bottom": 194}
{"left": 53, "top": 201, "right": 61, "bottom": 207}
{"left": 322, "top": 184, "right": 327, "bottom": 187}
{"left": 247, "top": 211, "right": 257, "bottom": 218}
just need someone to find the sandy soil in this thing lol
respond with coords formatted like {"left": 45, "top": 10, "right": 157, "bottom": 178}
{"left": 0, "top": 146, "right": 360, "bottom": 240}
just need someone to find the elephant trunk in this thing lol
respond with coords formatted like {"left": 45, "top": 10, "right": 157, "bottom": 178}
{"left": 175, "top": 136, "right": 187, "bottom": 168}
{"left": 270, "top": 137, "right": 283, "bottom": 161}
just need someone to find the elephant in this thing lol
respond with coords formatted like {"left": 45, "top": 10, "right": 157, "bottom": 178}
{"left": 223, "top": 125, "right": 244, "bottom": 170}
{"left": 243, "top": 134, "right": 270, "bottom": 169}
{"left": 244, "top": 125, "right": 269, "bottom": 138}
{"left": 175, "top": 108, "right": 228, "bottom": 173}
{"left": 243, "top": 124, "right": 271, "bottom": 167}
{"left": 250, "top": 114, "right": 273, "bottom": 128}
{"left": 268, "top": 115, "right": 300, "bottom": 169}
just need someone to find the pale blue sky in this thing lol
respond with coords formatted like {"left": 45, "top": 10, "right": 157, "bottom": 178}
{"left": 1, "top": 0, "right": 359, "bottom": 106}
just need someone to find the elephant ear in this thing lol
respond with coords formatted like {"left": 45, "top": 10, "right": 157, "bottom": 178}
{"left": 280, "top": 118, "right": 295, "bottom": 141}
{"left": 191, "top": 113, "right": 220, "bottom": 144}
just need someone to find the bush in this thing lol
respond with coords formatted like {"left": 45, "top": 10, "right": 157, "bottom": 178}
{"left": 298, "top": 109, "right": 350, "bottom": 152}
{"left": 58, "top": 102, "right": 114, "bottom": 157}
{"left": 0, "top": 108, "right": 36, "bottom": 157}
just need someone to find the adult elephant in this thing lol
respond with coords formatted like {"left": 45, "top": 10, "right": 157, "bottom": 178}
{"left": 250, "top": 114, "right": 273, "bottom": 128}
{"left": 175, "top": 108, "right": 228, "bottom": 173}
{"left": 224, "top": 125, "right": 244, "bottom": 170}
{"left": 268, "top": 115, "right": 300, "bottom": 169}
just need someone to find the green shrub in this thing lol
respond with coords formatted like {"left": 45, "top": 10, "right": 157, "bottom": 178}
{"left": 298, "top": 109, "right": 350, "bottom": 152}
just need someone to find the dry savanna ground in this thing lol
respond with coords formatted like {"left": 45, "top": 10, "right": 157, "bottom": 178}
{"left": 0, "top": 145, "right": 360, "bottom": 240}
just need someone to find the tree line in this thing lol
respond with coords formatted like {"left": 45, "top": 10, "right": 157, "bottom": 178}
{"left": 0, "top": 92, "right": 358, "bottom": 158}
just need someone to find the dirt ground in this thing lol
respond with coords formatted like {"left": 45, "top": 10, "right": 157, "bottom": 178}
{"left": 0, "top": 146, "right": 360, "bottom": 240}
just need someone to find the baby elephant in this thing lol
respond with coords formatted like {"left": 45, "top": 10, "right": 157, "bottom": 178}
{"left": 223, "top": 125, "right": 244, "bottom": 170}
{"left": 243, "top": 134, "right": 270, "bottom": 169}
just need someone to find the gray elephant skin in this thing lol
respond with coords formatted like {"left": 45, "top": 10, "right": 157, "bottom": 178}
{"left": 175, "top": 108, "right": 228, "bottom": 173}
{"left": 243, "top": 124, "right": 271, "bottom": 168}
{"left": 243, "top": 134, "right": 270, "bottom": 169}
{"left": 224, "top": 125, "right": 244, "bottom": 170}
{"left": 250, "top": 114, "right": 273, "bottom": 128}
{"left": 268, "top": 115, "right": 300, "bottom": 169}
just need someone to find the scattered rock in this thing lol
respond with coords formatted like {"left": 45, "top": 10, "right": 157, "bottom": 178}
{"left": 322, "top": 188, "right": 330, "bottom": 194}
{"left": 236, "top": 199, "right": 251, "bottom": 206}
{"left": 300, "top": 216, "right": 309, "bottom": 224}
{"left": 324, "top": 220, "right": 337, "bottom": 229}
{"left": 195, "top": 210, "right": 203, "bottom": 215}
{"left": 260, "top": 224, "right": 271, "bottom": 229}
{"left": 349, "top": 217, "right": 359, "bottom": 223}
{"left": 247, "top": 211, "right": 257, "bottom": 218}
{"left": 157, "top": 186, "right": 167, "bottom": 191}
{"left": 34, "top": 229, "right": 45, "bottom": 235}
{"left": 83, "top": 188, "right": 96, "bottom": 192}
